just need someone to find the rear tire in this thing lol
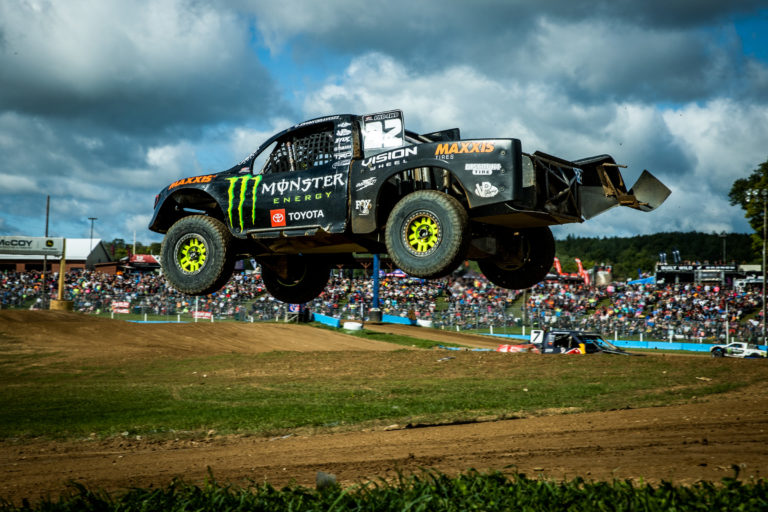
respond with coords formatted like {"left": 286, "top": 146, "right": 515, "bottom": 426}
{"left": 160, "top": 215, "right": 235, "bottom": 295}
{"left": 385, "top": 190, "right": 469, "bottom": 279}
{"left": 477, "top": 227, "right": 555, "bottom": 289}
{"left": 261, "top": 256, "right": 330, "bottom": 304}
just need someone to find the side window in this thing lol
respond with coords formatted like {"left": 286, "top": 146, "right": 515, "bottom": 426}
{"left": 251, "top": 141, "right": 277, "bottom": 174}
{"left": 293, "top": 131, "right": 335, "bottom": 169}
{"left": 262, "top": 123, "right": 336, "bottom": 174}
{"left": 583, "top": 342, "right": 600, "bottom": 354}
{"left": 262, "top": 141, "right": 295, "bottom": 174}
{"left": 552, "top": 334, "right": 571, "bottom": 349}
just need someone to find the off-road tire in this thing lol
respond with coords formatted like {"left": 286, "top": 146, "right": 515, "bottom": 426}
{"left": 385, "top": 190, "right": 469, "bottom": 279}
{"left": 711, "top": 348, "right": 725, "bottom": 358}
{"left": 261, "top": 256, "right": 330, "bottom": 304}
{"left": 477, "top": 227, "right": 555, "bottom": 289}
{"left": 161, "top": 215, "right": 235, "bottom": 295}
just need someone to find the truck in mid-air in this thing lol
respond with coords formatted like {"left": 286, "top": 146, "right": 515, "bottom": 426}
{"left": 149, "top": 110, "right": 670, "bottom": 303}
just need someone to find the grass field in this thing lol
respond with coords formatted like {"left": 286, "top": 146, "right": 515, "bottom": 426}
{"left": 2, "top": 320, "right": 767, "bottom": 510}
{"left": 0, "top": 326, "right": 762, "bottom": 441}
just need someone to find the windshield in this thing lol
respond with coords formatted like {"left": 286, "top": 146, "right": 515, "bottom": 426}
{"left": 250, "top": 141, "right": 277, "bottom": 174}
{"left": 581, "top": 334, "right": 620, "bottom": 351}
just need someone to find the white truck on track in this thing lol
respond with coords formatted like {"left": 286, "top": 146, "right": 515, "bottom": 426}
{"left": 710, "top": 342, "right": 767, "bottom": 358}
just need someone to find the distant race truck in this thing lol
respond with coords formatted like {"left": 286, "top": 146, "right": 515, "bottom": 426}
{"left": 710, "top": 342, "right": 767, "bottom": 358}
{"left": 530, "top": 329, "right": 635, "bottom": 355}
{"left": 149, "top": 109, "right": 670, "bottom": 303}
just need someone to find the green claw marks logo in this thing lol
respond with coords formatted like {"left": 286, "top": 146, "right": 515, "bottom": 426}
{"left": 226, "top": 175, "right": 262, "bottom": 231}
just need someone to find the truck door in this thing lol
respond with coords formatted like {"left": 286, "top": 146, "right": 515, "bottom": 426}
{"left": 233, "top": 121, "right": 350, "bottom": 235}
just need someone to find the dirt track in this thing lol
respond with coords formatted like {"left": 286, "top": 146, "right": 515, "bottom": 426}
{"left": 1, "top": 311, "right": 767, "bottom": 502}
{"left": 0, "top": 310, "right": 401, "bottom": 362}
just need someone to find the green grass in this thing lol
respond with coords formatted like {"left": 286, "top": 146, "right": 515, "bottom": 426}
{"left": 1, "top": 326, "right": 766, "bottom": 441}
{"left": 3, "top": 324, "right": 767, "bottom": 509}
{"left": 317, "top": 322, "right": 463, "bottom": 349}
{"left": 2, "top": 470, "right": 766, "bottom": 511}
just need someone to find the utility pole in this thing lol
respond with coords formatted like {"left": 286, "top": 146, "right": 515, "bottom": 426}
{"left": 88, "top": 217, "right": 97, "bottom": 251}
{"left": 746, "top": 189, "right": 767, "bottom": 345}
{"left": 43, "top": 196, "right": 50, "bottom": 308}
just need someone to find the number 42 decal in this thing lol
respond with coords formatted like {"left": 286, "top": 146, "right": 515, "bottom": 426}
{"left": 363, "top": 110, "right": 404, "bottom": 150}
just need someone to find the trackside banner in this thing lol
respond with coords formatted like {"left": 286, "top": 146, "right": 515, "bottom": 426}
{"left": 0, "top": 236, "right": 64, "bottom": 256}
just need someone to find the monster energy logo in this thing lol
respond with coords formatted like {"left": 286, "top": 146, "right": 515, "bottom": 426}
{"left": 226, "top": 175, "right": 262, "bottom": 232}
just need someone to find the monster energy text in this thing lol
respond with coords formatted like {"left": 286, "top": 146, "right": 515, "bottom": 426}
{"left": 261, "top": 173, "right": 345, "bottom": 196}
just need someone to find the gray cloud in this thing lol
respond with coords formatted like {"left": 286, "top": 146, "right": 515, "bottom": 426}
{"left": 0, "top": 0, "right": 285, "bottom": 133}
{"left": 0, "top": 0, "right": 291, "bottom": 240}
{"left": 568, "top": 0, "right": 767, "bottom": 28}
{"left": 245, "top": 0, "right": 767, "bottom": 105}
{"left": 1, "top": 0, "right": 765, "bottom": 242}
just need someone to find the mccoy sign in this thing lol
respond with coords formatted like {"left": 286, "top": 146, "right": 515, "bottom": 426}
{"left": 0, "top": 237, "right": 64, "bottom": 256}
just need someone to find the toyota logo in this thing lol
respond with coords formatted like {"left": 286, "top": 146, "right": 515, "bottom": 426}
{"left": 270, "top": 208, "right": 287, "bottom": 227}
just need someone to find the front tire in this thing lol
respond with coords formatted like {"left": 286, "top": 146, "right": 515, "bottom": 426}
{"left": 160, "top": 215, "right": 235, "bottom": 295}
{"left": 477, "top": 227, "right": 555, "bottom": 289}
{"left": 711, "top": 348, "right": 724, "bottom": 358}
{"left": 261, "top": 256, "right": 330, "bottom": 304}
{"left": 385, "top": 190, "right": 469, "bottom": 279}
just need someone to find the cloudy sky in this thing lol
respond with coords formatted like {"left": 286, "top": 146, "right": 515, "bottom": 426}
{"left": 1, "top": 0, "right": 767, "bottom": 245}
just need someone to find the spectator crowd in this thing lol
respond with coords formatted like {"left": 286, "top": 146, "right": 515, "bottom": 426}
{"left": 1, "top": 268, "right": 765, "bottom": 344}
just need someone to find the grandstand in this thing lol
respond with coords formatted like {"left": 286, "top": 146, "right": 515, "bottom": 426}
{"left": 2, "top": 265, "right": 766, "bottom": 347}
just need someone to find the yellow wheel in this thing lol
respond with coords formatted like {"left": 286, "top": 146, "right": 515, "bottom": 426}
{"left": 385, "top": 190, "right": 469, "bottom": 279}
{"left": 406, "top": 214, "right": 440, "bottom": 255}
{"left": 175, "top": 234, "right": 207, "bottom": 274}
{"left": 160, "top": 215, "right": 235, "bottom": 295}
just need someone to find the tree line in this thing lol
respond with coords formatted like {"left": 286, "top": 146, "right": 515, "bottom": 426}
{"left": 555, "top": 232, "right": 754, "bottom": 280}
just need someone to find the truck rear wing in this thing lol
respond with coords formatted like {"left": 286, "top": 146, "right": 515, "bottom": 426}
{"left": 528, "top": 152, "right": 670, "bottom": 221}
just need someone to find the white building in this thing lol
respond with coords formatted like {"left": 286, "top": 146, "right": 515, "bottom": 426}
{"left": 0, "top": 238, "right": 113, "bottom": 272}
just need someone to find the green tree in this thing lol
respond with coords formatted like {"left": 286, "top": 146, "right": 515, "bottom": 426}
{"left": 107, "top": 238, "right": 128, "bottom": 260}
{"left": 729, "top": 158, "right": 768, "bottom": 251}
{"left": 555, "top": 232, "right": 755, "bottom": 280}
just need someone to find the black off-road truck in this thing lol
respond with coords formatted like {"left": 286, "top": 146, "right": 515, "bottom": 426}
{"left": 149, "top": 110, "right": 670, "bottom": 303}
{"left": 530, "top": 329, "right": 637, "bottom": 355}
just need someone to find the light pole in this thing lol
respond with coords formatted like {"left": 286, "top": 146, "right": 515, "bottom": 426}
{"left": 719, "top": 231, "right": 727, "bottom": 264}
{"left": 746, "top": 189, "right": 767, "bottom": 345}
{"left": 88, "top": 217, "right": 97, "bottom": 252}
